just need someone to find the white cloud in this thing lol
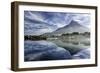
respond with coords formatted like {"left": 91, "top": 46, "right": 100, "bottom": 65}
{"left": 24, "top": 11, "right": 90, "bottom": 35}
{"left": 26, "top": 11, "right": 45, "bottom": 22}
{"left": 73, "top": 14, "right": 90, "bottom": 28}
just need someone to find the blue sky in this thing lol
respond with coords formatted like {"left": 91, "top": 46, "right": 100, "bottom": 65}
{"left": 24, "top": 11, "right": 90, "bottom": 35}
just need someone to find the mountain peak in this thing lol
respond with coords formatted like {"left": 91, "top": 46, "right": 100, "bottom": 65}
{"left": 50, "top": 20, "right": 90, "bottom": 34}
{"left": 64, "top": 20, "right": 83, "bottom": 28}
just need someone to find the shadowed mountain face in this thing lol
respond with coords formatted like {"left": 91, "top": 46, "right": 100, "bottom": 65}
{"left": 52, "top": 20, "right": 90, "bottom": 34}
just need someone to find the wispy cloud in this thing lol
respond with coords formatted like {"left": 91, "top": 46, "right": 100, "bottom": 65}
{"left": 24, "top": 11, "right": 90, "bottom": 35}
{"left": 73, "top": 14, "right": 90, "bottom": 28}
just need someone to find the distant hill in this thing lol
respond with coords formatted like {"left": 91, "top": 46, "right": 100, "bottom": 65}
{"left": 42, "top": 20, "right": 90, "bottom": 36}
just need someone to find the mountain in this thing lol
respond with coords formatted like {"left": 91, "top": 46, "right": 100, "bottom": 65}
{"left": 43, "top": 20, "right": 90, "bottom": 36}
{"left": 53, "top": 20, "right": 89, "bottom": 34}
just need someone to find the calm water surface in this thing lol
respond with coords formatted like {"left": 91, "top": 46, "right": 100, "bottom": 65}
{"left": 24, "top": 39, "right": 90, "bottom": 61}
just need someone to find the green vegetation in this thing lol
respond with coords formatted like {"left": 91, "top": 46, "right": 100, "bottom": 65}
{"left": 62, "top": 32, "right": 90, "bottom": 36}
{"left": 72, "top": 32, "right": 79, "bottom": 35}
{"left": 24, "top": 35, "right": 46, "bottom": 40}
{"left": 24, "top": 32, "right": 90, "bottom": 41}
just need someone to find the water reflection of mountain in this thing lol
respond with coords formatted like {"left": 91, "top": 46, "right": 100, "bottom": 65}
{"left": 24, "top": 40, "right": 90, "bottom": 61}
{"left": 24, "top": 41, "right": 72, "bottom": 61}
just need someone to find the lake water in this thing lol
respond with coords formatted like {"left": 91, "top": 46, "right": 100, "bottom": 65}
{"left": 24, "top": 39, "right": 90, "bottom": 62}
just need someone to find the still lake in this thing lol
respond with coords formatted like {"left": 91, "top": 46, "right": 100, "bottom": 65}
{"left": 24, "top": 37, "right": 90, "bottom": 61}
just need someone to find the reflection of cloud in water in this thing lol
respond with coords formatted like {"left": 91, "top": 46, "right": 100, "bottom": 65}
{"left": 24, "top": 41, "right": 72, "bottom": 61}
{"left": 24, "top": 40, "right": 90, "bottom": 61}
{"left": 72, "top": 49, "right": 90, "bottom": 59}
